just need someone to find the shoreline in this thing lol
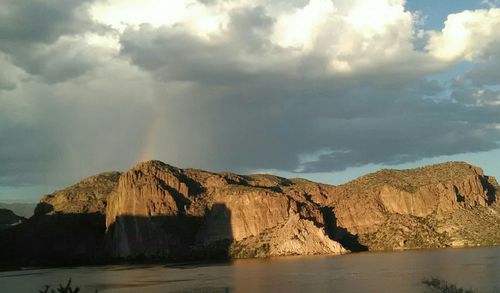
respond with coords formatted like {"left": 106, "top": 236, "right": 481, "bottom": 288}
{"left": 2, "top": 244, "right": 499, "bottom": 273}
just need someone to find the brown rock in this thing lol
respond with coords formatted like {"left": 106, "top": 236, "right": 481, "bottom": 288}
{"left": 326, "top": 162, "right": 500, "bottom": 249}
{"left": 105, "top": 161, "right": 341, "bottom": 259}
{"left": 2, "top": 160, "right": 499, "bottom": 266}
{"left": 36, "top": 171, "right": 121, "bottom": 215}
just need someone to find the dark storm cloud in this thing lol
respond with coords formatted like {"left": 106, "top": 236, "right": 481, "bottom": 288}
{"left": 120, "top": 7, "right": 278, "bottom": 86}
{"left": 0, "top": 0, "right": 93, "bottom": 45}
{"left": 0, "top": 96, "right": 68, "bottom": 186}
{"left": 0, "top": 75, "right": 154, "bottom": 187}
{"left": 0, "top": 120, "right": 60, "bottom": 185}
{"left": 0, "top": 54, "right": 23, "bottom": 90}
{"left": 10, "top": 37, "right": 111, "bottom": 83}
{"left": 1, "top": 0, "right": 500, "bottom": 195}
{"left": 157, "top": 76, "right": 500, "bottom": 173}
{"left": 0, "top": 0, "right": 106, "bottom": 84}
{"left": 118, "top": 8, "right": 500, "bottom": 173}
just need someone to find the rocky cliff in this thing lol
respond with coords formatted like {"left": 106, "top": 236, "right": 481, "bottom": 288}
{"left": 1, "top": 160, "right": 499, "bottom": 266}
{"left": 326, "top": 162, "right": 500, "bottom": 249}
{"left": 105, "top": 161, "right": 345, "bottom": 259}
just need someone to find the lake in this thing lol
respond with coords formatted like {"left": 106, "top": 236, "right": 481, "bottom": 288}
{"left": 1, "top": 247, "right": 499, "bottom": 292}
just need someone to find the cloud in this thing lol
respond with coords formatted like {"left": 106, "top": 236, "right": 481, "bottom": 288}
{"left": 0, "top": 53, "right": 26, "bottom": 90}
{"left": 119, "top": 0, "right": 438, "bottom": 83}
{"left": 0, "top": 57, "right": 155, "bottom": 186}
{"left": 1, "top": 0, "right": 500, "bottom": 194}
{"left": 13, "top": 34, "right": 119, "bottom": 83}
{"left": 140, "top": 74, "right": 500, "bottom": 173}
{"left": 115, "top": 1, "right": 500, "bottom": 173}
{"left": 481, "top": 0, "right": 500, "bottom": 8}
{"left": 427, "top": 8, "right": 500, "bottom": 62}
{"left": 0, "top": 0, "right": 94, "bottom": 46}
{"left": 463, "top": 59, "right": 500, "bottom": 87}
{"left": 0, "top": 0, "right": 112, "bottom": 84}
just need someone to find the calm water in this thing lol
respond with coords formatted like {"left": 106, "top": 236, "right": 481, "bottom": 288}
{"left": 1, "top": 247, "right": 500, "bottom": 292}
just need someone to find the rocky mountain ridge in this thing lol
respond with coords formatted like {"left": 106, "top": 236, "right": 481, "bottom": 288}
{"left": 1, "top": 160, "right": 499, "bottom": 266}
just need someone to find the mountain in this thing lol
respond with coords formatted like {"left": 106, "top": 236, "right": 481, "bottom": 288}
{"left": 0, "top": 203, "right": 37, "bottom": 218}
{"left": 0, "top": 208, "right": 25, "bottom": 231}
{"left": 0, "top": 160, "right": 499, "bottom": 266}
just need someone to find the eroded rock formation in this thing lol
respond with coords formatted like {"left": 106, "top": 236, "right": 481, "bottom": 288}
{"left": 327, "top": 162, "right": 500, "bottom": 249}
{"left": 105, "top": 161, "right": 342, "bottom": 259}
{"left": 1, "top": 160, "right": 499, "bottom": 266}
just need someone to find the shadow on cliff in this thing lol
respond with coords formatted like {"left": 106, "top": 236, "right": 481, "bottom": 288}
{"left": 481, "top": 176, "right": 497, "bottom": 205}
{"left": 0, "top": 203, "right": 234, "bottom": 267}
{"left": 0, "top": 205, "right": 107, "bottom": 267}
{"left": 321, "top": 207, "right": 368, "bottom": 252}
{"left": 106, "top": 203, "right": 233, "bottom": 261}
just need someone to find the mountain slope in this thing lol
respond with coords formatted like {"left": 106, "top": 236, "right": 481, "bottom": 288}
{"left": 0, "top": 208, "right": 25, "bottom": 231}
{"left": 326, "top": 162, "right": 500, "bottom": 249}
{"left": 0, "top": 160, "right": 498, "bottom": 266}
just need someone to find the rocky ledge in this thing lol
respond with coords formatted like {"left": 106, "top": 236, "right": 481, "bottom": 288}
{"left": 0, "top": 161, "right": 499, "bottom": 266}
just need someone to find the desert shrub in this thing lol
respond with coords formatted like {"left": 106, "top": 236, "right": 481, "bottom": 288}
{"left": 422, "top": 278, "right": 474, "bottom": 293}
{"left": 38, "top": 279, "right": 97, "bottom": 293}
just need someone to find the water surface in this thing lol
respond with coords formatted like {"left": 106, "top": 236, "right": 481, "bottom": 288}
{"left": 1, "top": 247, "right": 499, "bottom": 292}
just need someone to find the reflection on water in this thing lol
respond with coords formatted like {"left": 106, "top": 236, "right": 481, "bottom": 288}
{"left": 1, "top": 247, "right": 499, "bottom": 293}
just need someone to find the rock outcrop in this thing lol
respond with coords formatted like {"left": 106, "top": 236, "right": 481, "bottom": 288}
{"left": 1, "top": 160, "right": 499, "bottom": 266}
{"left": 105, "top": 161, "right": 342, "bottom": 259}
{"left": 327, "top": 162, "right": 500, "bottom": 249}
{"left": 35, "top": 171, "right": 121, "bottom": 215}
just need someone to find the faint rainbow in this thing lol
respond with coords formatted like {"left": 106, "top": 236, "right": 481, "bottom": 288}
{"left": 137, "top": 113, "right": 162, "bottom": 163}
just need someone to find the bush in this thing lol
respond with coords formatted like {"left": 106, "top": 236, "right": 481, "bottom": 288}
{"left": 422, "top": 278, "right": 474, "bottom": 293}
{"left": 38, "top": 279, "right": 97, "bottom": 293}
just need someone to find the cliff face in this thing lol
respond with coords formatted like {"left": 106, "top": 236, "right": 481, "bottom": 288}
{"left": 1, "top": 160, "right": 499, "bottom": 266}
{"left": 102, "top": 160, "right": 500, "bottom": 258}
{"left": 105, "top": 161, "right": 343, "bottom": 259}
{"left": 105, "top": 162, "right": 196, "bottom": 259}
{"left": 327, "top": 162, "right": 500, "bottom": 249}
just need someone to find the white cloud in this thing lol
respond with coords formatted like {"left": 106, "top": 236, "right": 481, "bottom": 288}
{"left": 91, "top": 0, "right": 426, "bottom": 75}
{"left": 272, "top": 0, "right": 336, "bottom": 50}
{"left": 90, "top": 0, "right": 236, "bottom": 38}
{"left": 322, "top": 0, "right": 416, "bottom": 73}
{"left": 90, "top": 0, "right": 193, "bottom": 31}
{"left": 427, "top": 8, "right": 500, "bottom": 62}
{"left": 2, "top": 0, "right": 500, "bottom": 193}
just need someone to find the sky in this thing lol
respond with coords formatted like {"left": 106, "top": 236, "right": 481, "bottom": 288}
{"left": 1, "top": 0, "right": 500, "bottom": 203}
